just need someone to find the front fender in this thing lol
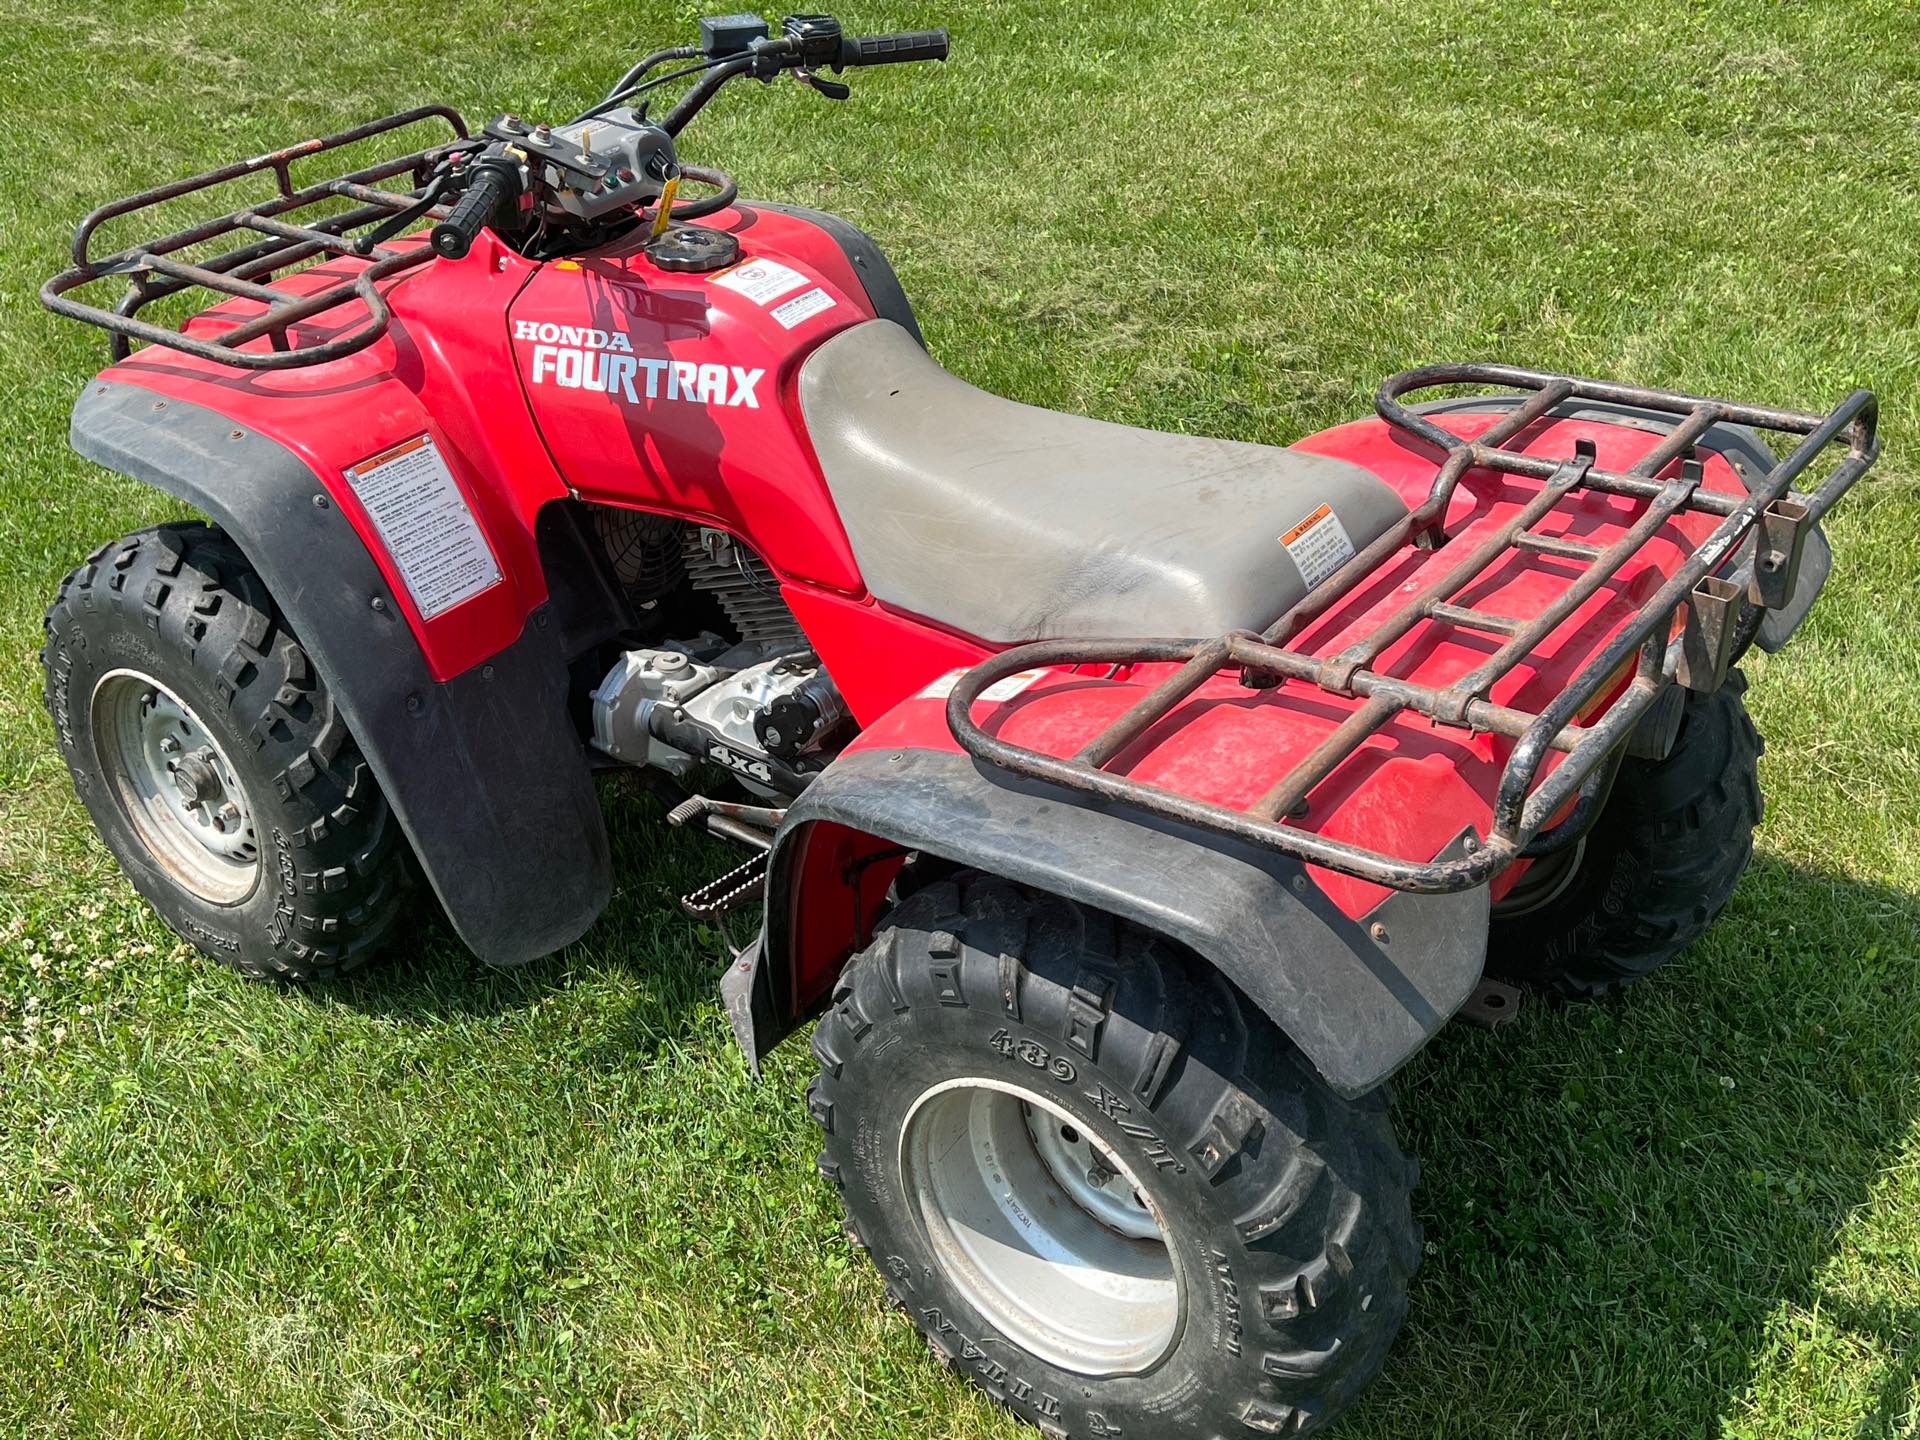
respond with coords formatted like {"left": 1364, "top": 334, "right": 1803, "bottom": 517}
{"left": 70, "top": 380, "right": 610, "bottom": 965}
{"left": 739, "top": 744, "right": 1489, "bottom": 1099}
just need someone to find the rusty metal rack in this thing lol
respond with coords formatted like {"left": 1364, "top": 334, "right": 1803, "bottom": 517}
{"left": 948, "top": 364, "right": 1879, "bottom": 893}
{"left": 40, "top": 108, "right": 470, "bottom": 371}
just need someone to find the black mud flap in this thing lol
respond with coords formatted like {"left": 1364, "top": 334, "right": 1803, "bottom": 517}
{"left": 70, "top": 381, "right": 610, "bottom": 965}
{"left": 752, "top": 747, "right": 1490, "bottom": 1098}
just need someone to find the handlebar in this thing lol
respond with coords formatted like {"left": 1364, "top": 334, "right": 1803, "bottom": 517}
{"left": 662, "top": 20, "right": 948, "bottom": 134}
{"left": 430, "top": 161, "right": 518, "bottom": 259}
{"left": 427, "top": 17, "right": 947, "bottom": 256}
{"left": 837, "top": 29, "right": 949, "bottom": 67}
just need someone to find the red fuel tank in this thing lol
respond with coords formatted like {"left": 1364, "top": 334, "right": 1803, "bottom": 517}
{"left": 507, "top": 205, "right": 898, "bottom": 595}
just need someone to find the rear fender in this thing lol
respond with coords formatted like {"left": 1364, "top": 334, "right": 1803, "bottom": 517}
{"left": 732, "top": 696, "right": 1490, "bottom": 1100}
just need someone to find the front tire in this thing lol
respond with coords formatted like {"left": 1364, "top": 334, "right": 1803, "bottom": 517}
{"left": 808, "top": 873, "right": 1420, "bottom": 1438}
{"left": 41, "top": 522, "right": 407, "bottom": 980}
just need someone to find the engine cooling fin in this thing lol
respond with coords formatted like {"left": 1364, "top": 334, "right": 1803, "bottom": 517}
{"left": 684, "top": 530, "right": 806, "bottom": 651}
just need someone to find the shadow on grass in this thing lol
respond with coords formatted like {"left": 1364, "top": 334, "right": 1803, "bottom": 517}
{"left": 1359, "top": 853, "right": 1920, "bottom": 1438}
{"left": 313, "top": 779, "right": 751, "bottom": 1047}
{"left": 297, "top": 809, "right": 1918, "bottom": 1436}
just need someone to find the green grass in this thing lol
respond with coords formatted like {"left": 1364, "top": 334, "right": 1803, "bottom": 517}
{"left": 3, "top": 0, "right": 1919, "bottom": 1434}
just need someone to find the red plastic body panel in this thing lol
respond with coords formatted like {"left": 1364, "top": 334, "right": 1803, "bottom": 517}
{"left": 77, "top": 205, "right": 896, "bottom": 684}
{"left": 87, "top": 234, "right": 563, "bottom": 681}
{"left": 508, "top": 205, "right": 876, "bottom": 593}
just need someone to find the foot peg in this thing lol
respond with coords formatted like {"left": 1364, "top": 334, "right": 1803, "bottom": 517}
{"left": 1459, "top": 977, "right": 1522, "bottom": 1029}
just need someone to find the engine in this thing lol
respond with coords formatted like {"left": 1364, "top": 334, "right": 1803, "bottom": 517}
{"left": 585, "top": 517, "right": 848, "bottom": 794}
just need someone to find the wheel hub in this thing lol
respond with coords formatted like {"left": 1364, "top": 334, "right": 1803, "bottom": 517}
{"left": 1025, "top": 1105, "right": 1162, "bottom": 1241}
{"left": 91, "top": 670, "right": 260, "bottom": 904}
{"left": 170, "top": 751, "right": 221, "bottom": 806}
{"left": 899, "top": 1076, "right": 1180, "bottom": 1377}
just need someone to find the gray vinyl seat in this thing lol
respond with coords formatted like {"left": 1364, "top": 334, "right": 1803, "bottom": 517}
{"left": 797, "top": 320, "right": 1409, "bottom": 644}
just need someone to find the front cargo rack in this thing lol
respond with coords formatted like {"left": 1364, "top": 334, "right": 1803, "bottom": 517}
{"left": 947, "top": 364, "right": 1878, "bottom": 893}
{"left": 40, "top": 107, "right": 470, "bottom": 371}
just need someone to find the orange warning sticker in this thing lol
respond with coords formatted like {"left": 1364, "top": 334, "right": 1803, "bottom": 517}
{"left": 1279, "top": 503, "right": 1356, "bottom": 589}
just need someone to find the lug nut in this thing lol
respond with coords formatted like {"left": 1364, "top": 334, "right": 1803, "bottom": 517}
{"left": 159, "top": 735, "right": 180, "bottom": 755}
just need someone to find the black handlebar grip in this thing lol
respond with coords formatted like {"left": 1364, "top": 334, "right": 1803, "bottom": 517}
{"left": 431, "top": 165, "right": 515, "bottom": 260}
{"left": 838, "top": 28, "right": 950, "bottom": 68}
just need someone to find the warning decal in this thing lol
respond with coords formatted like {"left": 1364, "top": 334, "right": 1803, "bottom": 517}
{"left": 712, "top": 256, "right": 810, "bottom": 306}
{"left": 344, "top": 435, "right": 502, "bottom": 619}
{"left": 919, "top": 668, "right": 1049, "bottom": 703}
{"left": 1279, "top": 503, "right": 1356, "bottom": 590}
{"left": 771, "top": 287, "right": 836, "bottom": 329}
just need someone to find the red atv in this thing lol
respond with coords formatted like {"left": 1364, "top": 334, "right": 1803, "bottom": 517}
{"left": 38, "top": 15, "right": 1878, "bottom": 1437}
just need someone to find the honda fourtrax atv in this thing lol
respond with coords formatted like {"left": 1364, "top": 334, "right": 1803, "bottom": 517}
{"left": 38, "top": 15, "right": 1879, "bottom": 1437}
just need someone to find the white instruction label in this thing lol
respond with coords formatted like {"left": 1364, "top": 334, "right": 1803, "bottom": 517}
{"left": 920, "top": 668, "right": 1049, "bottom": 703}
{"left": 344, "top": 435, "right": 501, "bottom": 619}
{"left": 771, "top": 287, "right": 836, "bottom": 330}
{"left": 1280, "top": 503, "right": 1356, "bottom": 589}
{"left": 712, "top": 257, "right": 810, "bottom": 306}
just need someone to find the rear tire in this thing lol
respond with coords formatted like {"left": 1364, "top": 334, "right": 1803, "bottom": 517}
{"left": 1487, "top": 671, "right": 1764, "bottom": 997}
{"left": 807, "top": 872, "right": 1420, "bottom": 1438}
{"left": 41, "top": 522, "right": 407, "bottom": 981}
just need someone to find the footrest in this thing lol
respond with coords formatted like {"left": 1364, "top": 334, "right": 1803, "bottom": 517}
{"left": 1458, "top": 977, "right": 1522, "bottom": 1030}
{"left": 680, "top": 849, "right": 771, "bottom": 919}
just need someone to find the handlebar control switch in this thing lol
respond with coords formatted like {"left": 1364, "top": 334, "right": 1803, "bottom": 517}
{"left": 781, "top": 13, "right": 845, "bottom": 68}
{"left": 698, "top": 13, "right": 769, "bottom": 58}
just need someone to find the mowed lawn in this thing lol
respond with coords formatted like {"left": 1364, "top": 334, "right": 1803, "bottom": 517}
{"left": 2, "top": 0, "right": 1918, "bottom": 1435}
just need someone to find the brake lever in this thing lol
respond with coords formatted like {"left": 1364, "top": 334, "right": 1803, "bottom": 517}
{"left": 353, "top": 170, "right": 455, "bottom": 256}
{"left": 799, "top": 69, "right": 850, "bottom": 100}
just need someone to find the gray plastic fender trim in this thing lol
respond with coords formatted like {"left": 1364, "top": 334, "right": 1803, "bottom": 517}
{"left": 69, "top": 380, "right": 610, "bottom": 965}
{"left": 756, "top": 747, "right": 1490, "bottom": 1098}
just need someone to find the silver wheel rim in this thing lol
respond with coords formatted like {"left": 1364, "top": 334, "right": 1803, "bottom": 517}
{"left": 899, "top": 1076, "right": 1181, "bottom": 1376}
{"left": 91, "top": 669, "right": 261, "bottom": 906}
{"left": 1492, "top": 834, "right": 1588, "bottom": 919}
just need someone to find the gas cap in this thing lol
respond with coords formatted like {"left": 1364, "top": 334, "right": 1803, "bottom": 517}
{"left": 645, "top": 224, "right": 741, "bottom": 273}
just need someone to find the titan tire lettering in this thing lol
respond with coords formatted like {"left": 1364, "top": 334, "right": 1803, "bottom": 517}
{"left": 1212, "top": 1248, "right": 1244, "bottom": 1357}
{"left": 920, "top": 1309, "right": 1062, "bottom": 1421}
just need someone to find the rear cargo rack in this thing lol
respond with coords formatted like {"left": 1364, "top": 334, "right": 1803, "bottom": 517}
{"left": 40, "top": 107, "right": 470, "bottom": 371}
{"left": 947, "top": 364, "right": 1878, "bottom": 893}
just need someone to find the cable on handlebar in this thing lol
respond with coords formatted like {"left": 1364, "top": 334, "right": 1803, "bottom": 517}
{"left": 601, "top": 44, "right": 700, "bottom": 105}
{"left": 659, "top": 52, "right": 764, "bottom": 136}
{"left": 574, "top": 53, "right": 745, "bottom": 124}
